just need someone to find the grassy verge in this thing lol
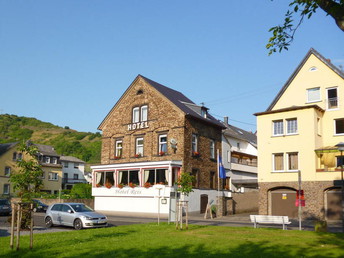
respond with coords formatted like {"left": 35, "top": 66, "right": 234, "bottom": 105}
{"left": 1, "top": 224, "right": 344, "bottom": 257}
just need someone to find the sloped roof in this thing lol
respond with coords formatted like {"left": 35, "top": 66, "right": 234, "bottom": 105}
{"left": 267, "top": 48, "right": 344, "bottom": 111}
{"left": 98, "top": 75, "right": 225, "bottom": 130}
{"left": 0, "top": 142, "right": 18, "bottom": 156}
{"left": 34, "top": 144, "right": 59, "bottom": 157}
{"left": 60, "top": 156, "right": 85, "bottom": 163}
{"left": 222, "top": 123, "right": 257, "bottom": 146}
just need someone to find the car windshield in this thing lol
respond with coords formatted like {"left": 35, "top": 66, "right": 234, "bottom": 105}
{"left": 70, "top": 204, "right": 93, "bottom": 212}
{"left": 0, "top": 200, "right": 9, "bottom": 205}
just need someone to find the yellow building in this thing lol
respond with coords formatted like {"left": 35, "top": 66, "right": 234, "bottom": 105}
{"left": 0, "top": 142, "right": 62, "bottom": 196}
{"left": 255, "top": 49, "right": 344, "bottom": 220}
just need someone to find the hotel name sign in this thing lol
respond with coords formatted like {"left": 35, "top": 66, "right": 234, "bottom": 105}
{"left": 127, "top": 121, "right": 149, "bottom": 131}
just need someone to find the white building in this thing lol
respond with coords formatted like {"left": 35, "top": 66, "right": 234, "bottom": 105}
{"left": 60, "top": 156, "right": 87, "bottom": 190}
{"left": 221, "top": 117, "right": 258, "bottom": 192}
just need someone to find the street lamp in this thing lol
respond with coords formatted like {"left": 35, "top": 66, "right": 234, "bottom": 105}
{"left": 335, "top": 142, "right": 344, "bottom": 233}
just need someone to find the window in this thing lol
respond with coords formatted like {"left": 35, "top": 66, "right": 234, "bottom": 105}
{"left": 73, "top": 174, "right": 79, "bottom": 180}
{"left": 192, "top": 134, "right": 198, "bottom": 154}
{"left": 12, "top": 152, "right": 17, "bottom": 161}
{"left": 287, "top": 118, "right": 298, "bottom": 134}
{"left": 327, "top": 87, "right": 338, "bottom": 109}
{"left": 44, "top": 156, "right": 50, "bottom": 163}
{"left": 335, "top": 119, "right": 344, "bottom": 135}
{"left": 159, "top": 135, "right": 167, "bottom": 154}
{"left": 132, "top": 107, "right": 140, "bottom": 123}
{"left": 17, "top": 153, "right": 22, "bottom": 160}
{"left": 210, "top": 171, "right": 215, "bottom": 189}
{"left": 64, "top": 162, "right": 68, "bottom": 168}
{"left": 273, "top": 120, "right": 284, "bottom": 136}
{"left": 3, "top": 184, "right": 10, "bottom": 195}
{"left": 236, "top": 142, "right": 240, "bottom": 150}
{"left": 287, "top": 152, "right": 298, "bottom": 171}
{"left": 191, "top": 169, "right": 199, "bottom": 188}
{"left": 273, "top": 153, "right": 284, "bottom": 171}
{"left": 48, "top": 172, "right": 58, "bottom": 181}
{"left": 132, "top": 105, "right": 148, "bottom": 123}
{"left": 115, "top": 140, "right": 123, "bottom": 157}
{"left": 136, "top": 137, "right": 144, "bottom": 156}
{"left": 52, "top": 157, "right": 57, "bottom": 164}
{"left": 210, "top": 140, "right": 215, "bottom": 159}
{"left": 141, "top": 105, "right": 148, "bottom": 122}
{"left": 337, "top": 156, "right": 344, "bottom": 167}
{"left": 74, "top": 163, "right": 79, "bottom": 169}
{"left": 4, "top": 167, "right": 11, "bottom": 177}
{"left": 119, "top": 170, "right": 139, "bottom": 185}
{"left": 307, "top": 87, "right": 320, "bottom": 103}
{"left": 144, "top": 169, "right": 168, "bottom": 185}
{"left": 105, "top": 171, "right": 115, "bottom": 186}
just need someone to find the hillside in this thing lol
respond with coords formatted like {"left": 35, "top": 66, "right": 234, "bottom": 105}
{"left": 0, "top": 114, "right": 101, "bottom": 164}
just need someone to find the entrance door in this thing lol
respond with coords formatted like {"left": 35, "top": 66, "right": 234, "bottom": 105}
{"left": 271, "top": 189, "right": 298, "bottom": 218}
{"left": 326, "top": 188, "right": 341, "bottom": 220}
{"left": 200, "top": 194, "right": 208, "bottom": 214}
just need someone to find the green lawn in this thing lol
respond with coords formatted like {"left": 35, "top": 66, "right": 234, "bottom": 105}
{"left": 1, "top": 224, "right": 344, "bottom": 258}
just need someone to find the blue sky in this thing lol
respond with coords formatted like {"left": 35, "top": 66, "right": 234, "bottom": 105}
{"left": 1, "top": 1, "right": 343, "bottom": 133}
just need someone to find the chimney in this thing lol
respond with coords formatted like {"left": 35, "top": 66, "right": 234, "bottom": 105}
{"left": 224, "top": 116, "right": 229, "bottom": 126}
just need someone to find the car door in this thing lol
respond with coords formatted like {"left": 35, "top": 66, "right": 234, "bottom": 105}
{"left": 60, "top": 204, "right": 75, "bottom": 226}
{"left": 50, "top": 204, "right": 63, "bottom": 225}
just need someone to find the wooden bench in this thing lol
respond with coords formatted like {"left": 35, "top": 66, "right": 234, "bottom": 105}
{"left": 250, "top": 215, "right": 291, "bottom": 230}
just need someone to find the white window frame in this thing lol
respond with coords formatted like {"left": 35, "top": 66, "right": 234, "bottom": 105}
{"left": 45, "top": 156, "right": 50, "bottom": 163}
{"left": 48, "top": 172, "right": 58, "bottom": 181}
{"left": 159, "top": 135, "right": 167, "bottom": 153}
{"left": 115, "top": 140, "right": 123, "bottom": 157}
{"left": 74, "top": 163, "right": 79, "bottom": 169}
{"left": 272, "top": 153, "right": 284, "bottom": 172}
{"left": 141, "top": 105, "right": 148, "bottom": 122}
{"left": 273, "top": 120, "right": 284, "bottom": 136}
{"left": 334, "top": 118, "right": 344, "bottom": 135}
{"left": 5, "top": 167, "right": 11, "bottom": 177}
{"left": 3, "top": 184, "right": 10, "bottom": 195}
{"left": 287, "top": 152, "right": 299, "bottom": 171}
{"left": 286, "top": 118, "right": 298, "bottom": 135}
{"left": 192, "top": 134, "right": 198, "bottom": 153}
{"left": 136, "top": 137, "right": 144, "bottom": 156}
{"left": 132, "top": 107, "right": 140, "bottom": 123}
{"left": 52, "top": 157, "right": 57, "bottom": 164}
{"left": 327, "top": 87, "right": 338, "bottom": 110}
{"left": 210, "top": 140, "right": 215, "bottom": 159}
{"left": 64, "top": 162, "right": 68, "bottom": 168}
{"left": 307, "top": 87, "right": 321, "bottom": 103}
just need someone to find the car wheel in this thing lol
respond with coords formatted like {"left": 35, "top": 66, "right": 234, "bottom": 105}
{"left": 74, "top": 219, "right": 83, "bottom": 230}
{"left": 33, "top": 207, "right": 37, "bottom": 212}
{"left": 45, "top": 216, "right": 53, "bottom": 228}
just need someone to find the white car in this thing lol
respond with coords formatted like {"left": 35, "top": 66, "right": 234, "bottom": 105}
{"left": 44, "top": 203, "right": 108, "bottom": 230}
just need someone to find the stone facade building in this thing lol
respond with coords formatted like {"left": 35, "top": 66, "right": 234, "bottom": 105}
{"left": 92, "top": 75, "right": 225, "bottom": 216}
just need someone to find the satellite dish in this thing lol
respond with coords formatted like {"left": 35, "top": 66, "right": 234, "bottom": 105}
{"left": 170, "top": 139, "right": 177, "bottom": 145}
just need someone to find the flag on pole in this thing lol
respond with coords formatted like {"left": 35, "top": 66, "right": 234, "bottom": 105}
{"left": 218, "top": 154, "right": 226, "bottom": 179}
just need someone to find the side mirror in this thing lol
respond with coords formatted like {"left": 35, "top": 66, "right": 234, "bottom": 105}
{"left": 68, "top": 209, "right": 73, "bottom": 213}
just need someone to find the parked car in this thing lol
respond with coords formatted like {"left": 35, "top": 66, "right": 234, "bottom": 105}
{"left": 0, "top": 199, "right": 11, "bottom": 216}
{"left": 45, "top": 203, "right": 107, "bottom": 230}
{"left": 32, "top": 199, "right": 48, "bottom": 213}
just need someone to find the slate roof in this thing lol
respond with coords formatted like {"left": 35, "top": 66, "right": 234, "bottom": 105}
{"left": 266, "top": 48, "right": 344, "bottom": 111}
{"left": 34, "top": 144, "right": 59, "bottom": 157}
{"left": 60, "top": 156, "right": 85, "bottom": 163}
{"left": 0, "top": 142, "right": 18, "bottom": 156}
{"left": 139, "top": 75, "right": 225, "bottom": 128}
{"left": 98, "top": 75, "right": 225, "bottom": 129}
{"left": 222, "top": 123, "right": 257, "bottom": 146}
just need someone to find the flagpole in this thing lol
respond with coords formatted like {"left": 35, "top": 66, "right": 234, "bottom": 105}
{"left": 217, "top": 149, "right": 220, "bottom": 208}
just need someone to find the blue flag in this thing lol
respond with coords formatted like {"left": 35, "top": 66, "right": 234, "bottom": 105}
{"left": 218, "top": 154, "right": 226, "bottom": 179}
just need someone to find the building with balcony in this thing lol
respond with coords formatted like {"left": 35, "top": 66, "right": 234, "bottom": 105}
{"left": 255, "top": 49, "right": 344, "bottom": 220}
{"left": 60, "top": 156, "right": 87, "bottom": 189}
{"left": 91, "top": 75, "right": 225, "bottom": 216}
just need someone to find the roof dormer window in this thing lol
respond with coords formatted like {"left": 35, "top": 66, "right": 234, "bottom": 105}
{"left": 201, "top": 107, "right": 207, "bottom": 118}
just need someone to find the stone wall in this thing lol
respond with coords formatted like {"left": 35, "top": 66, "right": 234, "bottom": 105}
{"left": 226, "top": 191, "right": 259, "bottom": 214}
{"left": 11, "top": 198, "right": 94, "bottom": 209}
{"left": 258, "top": 180, "right": 337, "bottom": 219}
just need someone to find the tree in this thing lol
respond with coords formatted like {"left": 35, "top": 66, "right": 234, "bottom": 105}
{"left": 267, "top": 0, "right": 344, "bottom": 55}
{"left": 70, "top": 183, "right": 92, "bottom": 199}
{"left": 176, "top": 172, "right": 196, "bottom": 196}
{"left": 10, "top": 142, "right": 43, "bottom": 202}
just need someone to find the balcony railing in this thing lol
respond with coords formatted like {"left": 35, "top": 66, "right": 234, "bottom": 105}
{"left": 62, "top": 178, "right": 87, "bottom": 184}
{"left": 231, "top": 158, "right": 257, "bottom": 167}
{"left": 327, "top": 97, "right": 338, "bottom": 109}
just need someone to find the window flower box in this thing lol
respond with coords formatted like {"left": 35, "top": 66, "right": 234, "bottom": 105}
{"left": 144, "top": 182, "right": 152, "bottom": 188}
{"left": 114, "top": 156, "right": 121, "bottom": 160}
{"left": 117, "top": 183, "right": 124, "bottom": 189}
{"left": 129, "top": 182, "right": 136, "bottom": 188}
{"left": 193, "top": 152, "right": 200, "bottom": 158}
{"left": 159, "top": 151, "right": 165, "bottom": 156}
{"left": 96, "top": 183, "right": 102, "bottom": 188}
{"left": 105, "top": 182, "right": 113, "bottom": 189}
{"left": 135, "top": 153, "right": 142, "bottom": 158}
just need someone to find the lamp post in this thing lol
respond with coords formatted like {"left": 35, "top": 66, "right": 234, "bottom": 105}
{"left": 335, "top": 142, "right": 344, "bottom": 233}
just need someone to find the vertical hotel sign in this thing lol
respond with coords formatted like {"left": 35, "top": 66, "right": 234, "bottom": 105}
{"left": 127, "top": 121, "right": 149, "bottom": 131}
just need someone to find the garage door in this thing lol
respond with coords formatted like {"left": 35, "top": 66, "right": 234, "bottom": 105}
{"left": 326, "top": 188, "right": 341, "bottom": 220}
{"left": 271, "top": 189, "right": 298, "bottom": 218}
